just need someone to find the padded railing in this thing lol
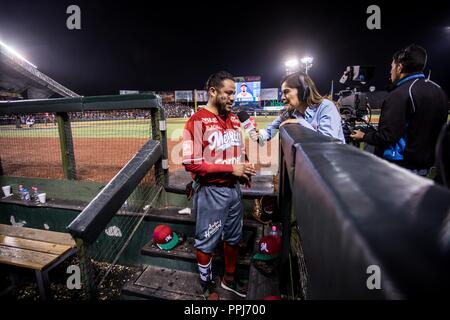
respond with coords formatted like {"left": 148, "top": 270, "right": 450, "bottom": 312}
{"left": 278, "top": 124, "right": 450, "bottom": 299}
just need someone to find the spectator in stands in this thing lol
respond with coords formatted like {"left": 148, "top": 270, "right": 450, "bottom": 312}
{"left": 44, "top": 112, "right": 54, "bottom": 126}
{"left": 15, "top": 115, "right": 22, "bottom": 128}
{"left": 351, "top": 44, "right": 449, "bottom": 176}
{"left": 25, "top": 115, "right": 35, "bottom": 127}
{"left": 160, "top": 103, "right": 194, "bottom": 118}
{"left": 254, "top": 71, "right": 345, "bottom": 143}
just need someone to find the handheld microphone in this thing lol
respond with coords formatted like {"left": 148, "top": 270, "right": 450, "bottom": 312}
{"left": 237, "top": 110, "right": 259, "bottom": 142}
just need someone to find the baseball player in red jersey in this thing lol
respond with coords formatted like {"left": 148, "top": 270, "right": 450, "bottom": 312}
{"left": 182, "top": 71, "right": 256, "bottom": 299}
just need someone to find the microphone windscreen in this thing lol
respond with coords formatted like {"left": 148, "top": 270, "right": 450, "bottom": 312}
{"left": 237, "top": 110, "right": 250, "bottom": 122}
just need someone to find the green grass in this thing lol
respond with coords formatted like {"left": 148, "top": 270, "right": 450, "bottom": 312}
{"left": 166, "top": 116, "right": 278, "bottom": 140}
{"left": 2, "top": 114, "right": 449, "bottom": 140}
{"left": 0, "top": 116, "right": 279, "bottom": 140}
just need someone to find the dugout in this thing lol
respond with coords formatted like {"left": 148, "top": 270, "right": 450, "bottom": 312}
{"left": 0, "top": 94, "right": 277, "bottom": 300}
{"left": 1, "top": 94, "right": 449, "bottom": 300}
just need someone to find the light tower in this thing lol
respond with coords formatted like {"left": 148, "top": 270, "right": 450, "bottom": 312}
{"left": 300, "top": 56, "right": 313, "bottom": 75}
{"left": 284, "top": 58, "right": 300, "bottom": 76}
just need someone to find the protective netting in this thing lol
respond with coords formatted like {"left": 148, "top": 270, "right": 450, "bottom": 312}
{"left": 68, "top": 110, "right": 152, "bottom": 182}
{"left": 0, "top": 113, "right": 63, "bottom": 178}
{"left": 0, "top": 110, "right": 154, "bottom": 182}
{"left": 85, "top": 167, "right": 160, "bottom": 287}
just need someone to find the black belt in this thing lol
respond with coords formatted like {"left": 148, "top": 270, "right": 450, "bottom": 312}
{"left": 199, "top": 182, "right": 236, "bottom": 188}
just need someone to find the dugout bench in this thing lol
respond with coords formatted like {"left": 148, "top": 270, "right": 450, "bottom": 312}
{"left": 0, "top": 224, "right": 78, "bottom": 299}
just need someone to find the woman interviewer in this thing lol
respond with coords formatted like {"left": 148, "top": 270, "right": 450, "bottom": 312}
{"left": 254, "top": 71, "right": 345, "bottom": 143}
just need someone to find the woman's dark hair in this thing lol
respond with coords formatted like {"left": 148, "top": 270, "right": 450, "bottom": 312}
{"left": 205, "top": 71, "right": 234, "bottom": 91}
{"left": 393, "top": 44, "right": 427, "bottom": 73}
{"left": 281, "top": 71, "right": 323, "bottom": 107}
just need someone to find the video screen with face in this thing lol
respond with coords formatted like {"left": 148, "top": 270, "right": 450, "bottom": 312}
{"left": 234, "top": 76, "right": 261, "bottom": 107}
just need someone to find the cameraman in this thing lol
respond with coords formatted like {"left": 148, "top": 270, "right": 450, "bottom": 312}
{"left": 351, "top": 44, "right": 449, "bottom": 176}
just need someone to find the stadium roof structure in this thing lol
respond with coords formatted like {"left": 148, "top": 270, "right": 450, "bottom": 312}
{"left": 0, "top": 42, "right": 79, "bottom": 99}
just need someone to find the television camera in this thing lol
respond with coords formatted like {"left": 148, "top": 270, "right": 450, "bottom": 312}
{"left": 337, "top": 65, "right": 376, "bottom": 145}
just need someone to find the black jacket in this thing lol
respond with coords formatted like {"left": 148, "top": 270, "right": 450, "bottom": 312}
{"left": 364, "top": 73, "right": 449, "bottom": 169}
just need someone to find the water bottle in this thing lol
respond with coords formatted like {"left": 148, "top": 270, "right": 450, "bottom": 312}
{"left": 22, "top": 187, "right": 31, "bottom": 202}
{"left": 121, "top": 200, "right": 129, "bottom": 211}
{"left": 32, "top": 187, "right": 40, "bottom": 204}
{"left": 18, "top": 185, "right": 24, "bottom": 200}
{"left": 269, "top": 225, "right": 279, "bottom": 237}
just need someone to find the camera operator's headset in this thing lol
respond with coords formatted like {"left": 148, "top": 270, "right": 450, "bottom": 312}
{"left": 397, "top": 48, "right": 409, "bottom": 63}
{"left": 396, "top": 44, "right": 416, "bottom": 70}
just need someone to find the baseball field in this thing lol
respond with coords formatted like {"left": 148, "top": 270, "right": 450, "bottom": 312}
{"left": 0, "top": 116, "right": 280, "bottom": 182}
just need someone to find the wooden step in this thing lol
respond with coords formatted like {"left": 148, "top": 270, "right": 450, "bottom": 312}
{"left": 165, "top": 170, "right": 277, "bottom": 198}
{"left": 246, "top": 264, "right": 281, "bottom": 299}
{"left": 144, "top": 207, "right": 261, "bottom": 229}
{"left": 121, "top": 265, "right": 245, "bottom": 300}
{"left": 141, "top": 236, "right": 253, "bottom": 267}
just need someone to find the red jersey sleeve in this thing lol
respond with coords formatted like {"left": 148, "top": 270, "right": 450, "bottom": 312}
{"left": 182, "top": 116, "right": 233, "bottom": 176}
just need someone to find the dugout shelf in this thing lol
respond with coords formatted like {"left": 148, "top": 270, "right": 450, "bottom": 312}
{"left": 166, "top": 170, "right": 277, "bottom": 198}
{"left": 143, "top": 207, "right": 261, "bottom": 229}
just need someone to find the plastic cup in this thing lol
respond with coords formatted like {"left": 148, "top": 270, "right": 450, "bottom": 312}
{"left": 38, "top": 193, "right": 46, "bottom": 204}
{"left": 2, "top": 186, "right": 11, "bottom": 197}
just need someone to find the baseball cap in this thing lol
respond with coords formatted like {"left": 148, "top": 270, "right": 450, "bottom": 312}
{"left": 241, "top": 83, "right": 247, "bottom": 87}
{"left": 152, "top": 224, "right": 179, "bottom": 251}
{"left": 252, "top": 235, "right": 281, "bottom": 261}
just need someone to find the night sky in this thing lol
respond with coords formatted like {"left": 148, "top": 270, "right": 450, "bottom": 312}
{"left": 1, "top": 0, "right": 449, "bottom": 97}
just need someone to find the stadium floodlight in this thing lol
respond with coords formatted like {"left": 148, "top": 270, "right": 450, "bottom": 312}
{"left": 284, "top": 58, "right": 300, "bottom": 75}
{"left": 300, "top": 56, "right": 313, "bottom": 65}
{"left": 285, "top": 58, "right": 299, "bottom": 68}
{"left": 300, "top": 56, "right": 313, "bottom": 74}
{"left": 0, "top": 39, "right": 38, "bottom": 69}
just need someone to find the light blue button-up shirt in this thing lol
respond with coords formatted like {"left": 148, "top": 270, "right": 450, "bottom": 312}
{"left": 259, "top": 99, "right": 345, "bottom": 143}
{"left": 304, "top": 99, "right": 345, "bottom": 143}
{"left": 259, "top": 109, "right": 314, "bottom": 141}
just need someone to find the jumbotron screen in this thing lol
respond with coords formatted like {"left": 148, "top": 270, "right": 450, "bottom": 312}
{"left": 234, "top": 76, "right": 261, "bottom": 108}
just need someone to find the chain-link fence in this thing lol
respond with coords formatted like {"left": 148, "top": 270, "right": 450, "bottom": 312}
{"left": 66, "top": 136, "right": 164, "bottom": 299}
{"left": 0, "top": 113, "right": 63, "bottom": 178}
{"left": 0, "top": 95, "right": 167, "bottom": 184}
{"left": 86, "top": 168, "right": 160, "bottom": 289}
{"left": 0, "top": 110, "right": 155, "bottom": 182}
{"left": 68, "top": 110, "right": 152, "bottom": 182}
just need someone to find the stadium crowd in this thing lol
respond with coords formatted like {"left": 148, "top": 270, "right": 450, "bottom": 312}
{"left": 69, "top": 104, "right": 194, "bottom": 120}
{"left": 0, "top": 103, "right": 196, "bottom": 128}
{"left": 162, "top": 103, "right": 194, "bottom": 118}
{"left": 70, "top": 110, "right": 149, "bottom": 121}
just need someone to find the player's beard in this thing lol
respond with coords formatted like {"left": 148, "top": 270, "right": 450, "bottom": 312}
{"left": 216, "top": 95, "right": 230, "bottom": 117}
